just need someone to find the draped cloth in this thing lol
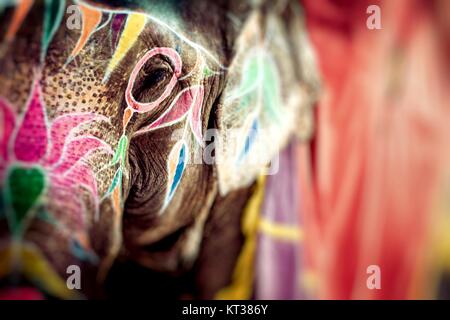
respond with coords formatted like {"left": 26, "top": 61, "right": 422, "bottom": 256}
{"left": 298, "top": 0, "right": 450, "bottom": 299}
{"left": 254, "top": 143, "right": 305, "bottom": 299}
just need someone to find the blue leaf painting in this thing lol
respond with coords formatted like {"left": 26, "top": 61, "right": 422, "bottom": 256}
{"left": 164, "top": 140, "right": 188, "bottom": 209}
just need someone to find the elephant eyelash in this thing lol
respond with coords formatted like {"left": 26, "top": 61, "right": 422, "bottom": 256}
{"left": 141, "top": 68, "right": 169, "bottom": 88}
{"left": 140, "top": 57, "right": 173, "bottom": 87}
{"left": 132, "top": 58, "right": 174, "bottom": 104}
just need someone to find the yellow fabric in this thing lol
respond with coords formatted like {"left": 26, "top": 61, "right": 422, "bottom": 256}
{"left": 215, "top": 176, "right": 266, "bottom": 300}
{"left": 258, "top": 218, "right": 303, "bottom": 242}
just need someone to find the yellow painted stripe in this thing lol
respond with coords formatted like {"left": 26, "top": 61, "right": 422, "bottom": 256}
{"left": 0, "top": 243, "right": 80, "bottom": 299}
{"left": 258, "top": 218, "right": 303, "bottom": 242}
{"left": 22, "top": 244, "right": 81, "bottom": 299}
{"left": 104, "top": 13, "right": 147, "bottom": 82}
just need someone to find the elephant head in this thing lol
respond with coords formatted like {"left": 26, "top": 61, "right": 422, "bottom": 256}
{"left": 0, "top": 0, "right": 318, "bottom": 299}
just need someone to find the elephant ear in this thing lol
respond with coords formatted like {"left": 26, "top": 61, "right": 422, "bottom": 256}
{"left": 215, "top": 1, "right": 320, "bottom": 195}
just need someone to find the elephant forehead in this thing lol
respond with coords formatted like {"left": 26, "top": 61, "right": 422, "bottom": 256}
{"left": 0, "top": 0, "right": 222, "bottom": 117}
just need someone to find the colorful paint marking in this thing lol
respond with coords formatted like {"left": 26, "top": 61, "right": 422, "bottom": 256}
{"left": 163, "top": 139, "right": 188, "bottom": 211}
{"left": 4, "top": 0, "right": 34, "bottom": 43}
{"left": 1, "top": 0, "right": 217, "bottom": 253}
{"left": 6, "top": 165, "right": 46, "bottom": 235}
{"left": 135, "top": 85, "right": 203, "bottom": 135}
{"left": 111, "top": 13, "right": 127, "bottom": 50}
{"left": 125, "top": 47, "right": 182, "bottom": 113}
{"left": 67, "top": 4, "right": 102, "bottom": 62}
{"left": 42, "top": 0, "right": 66, "bottom": 61}
{"left": 0, "top": 243, "right": 81, "bottom": 299}
{"left": 223, "top": 49, "right": 283, "bottom": 163}
{"left": 103, "top": 13, "right": 147, "bottom": 82}
{"left": 0, "top": 79, "right": 111, "bottom": 239}
{"left": 13, "top": 81, "right": 49, "bottom": 163}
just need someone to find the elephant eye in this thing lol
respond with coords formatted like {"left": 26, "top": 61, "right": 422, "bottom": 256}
{"left": 132, "top": 56, "right": 174, "bottom": 104}
{"left": 142, "top": 68, "right": 167, "bottom": 87}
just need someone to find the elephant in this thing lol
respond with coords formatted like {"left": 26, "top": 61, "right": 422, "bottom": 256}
{"left": 0, "top": 0, "right": 319, "bottom": 299}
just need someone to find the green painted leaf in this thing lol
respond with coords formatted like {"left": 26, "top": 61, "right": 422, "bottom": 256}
{"left": 225, "top": 56, "right": 260, "bottom": 105}
{"left": 203, "top": 65, "right": 214, "bottom": 78}
{"left": 225, "top": 52, "right": 282, "bottom": 123}
{"left": 110, "top": 135, "right": 128, "bottom": 167}
{"left": 6, "top": 166, "right": 46, "bottom": 234}
{"left": 42, "top": 0, "right": 66, "bottom": 60}
{"left": 262, "top": 57, "right": 282, "bottom": 121}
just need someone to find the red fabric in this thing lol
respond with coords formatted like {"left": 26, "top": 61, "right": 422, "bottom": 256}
{"left": 299, "top": 0, "right": 450, "bottom": 299}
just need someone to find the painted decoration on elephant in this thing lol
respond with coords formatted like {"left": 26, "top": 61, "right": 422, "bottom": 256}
{"left": 0, "top": 0, "right": 228, "bottom": 282}
{"left": 0, "top": 77, "right": 110, "bottom": 288}
{"left": 1, "top": 0, "right": 224, "bottom": 218}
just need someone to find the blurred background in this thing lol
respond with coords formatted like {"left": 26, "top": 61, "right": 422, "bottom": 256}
{"left": 270, "top": 0, "right": 450, "bottom": 299}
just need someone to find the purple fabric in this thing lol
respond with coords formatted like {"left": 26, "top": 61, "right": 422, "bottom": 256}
{"left": 254, "top": 142, "right": 306, "bottom": 299}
